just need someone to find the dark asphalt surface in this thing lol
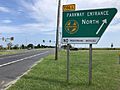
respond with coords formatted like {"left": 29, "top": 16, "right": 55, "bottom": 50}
{"left": 0, "top": 49, "right": 54, "bottom": 90}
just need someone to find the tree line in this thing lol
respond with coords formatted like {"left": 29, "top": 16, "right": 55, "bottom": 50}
{"left": 0, "top": 44, "right": 55, "bottom": 50}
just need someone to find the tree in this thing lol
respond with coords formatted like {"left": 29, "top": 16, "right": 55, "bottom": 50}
{"left": 0, "top": 45, "right": 3, "bottom": 50}
{"left": 111, "top": 43, "right": 113, "bottom": 48}
{"left": 11, "top": 37, "right": 14, "bottom": 41}
{"left": 37, "top": 44, "right": 41, "bottom": 48}
{"left": 7, "top": 42, "right": 13, "bottom": 49}
{"left": 49, "top": 40, "right": 51, "bottom": 43}
{"left": 61, "top": 44, "right": 72, "bottom": 49}
{"left": 21, "top": 44, "right": 25, "bottom": 49}
{"left": 43, "top": 40, "right": 45, "bottom": 43}
{"left": 27, "top": 44, "right": 34, "bottom": 49}
{"left": 13, "top": 44, "right": 19, "bottom": 49}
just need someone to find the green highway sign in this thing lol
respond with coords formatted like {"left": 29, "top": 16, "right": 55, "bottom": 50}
{"left": 62, "top": 8, "right": 117, "bottom": 44}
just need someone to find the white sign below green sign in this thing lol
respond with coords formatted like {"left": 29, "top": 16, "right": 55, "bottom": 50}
{"left": 62, "top": 8, "right": 117, "bottom": 44}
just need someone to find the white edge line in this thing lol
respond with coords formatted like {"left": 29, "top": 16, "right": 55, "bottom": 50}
{"left": 0, "top": 50, "right": 39, "bottom": 60}
{"left": 0, "top": 51, "right": 48, "bottom": 68}
{"left": 4, "top": 58, "right": 44, "bottom": 90}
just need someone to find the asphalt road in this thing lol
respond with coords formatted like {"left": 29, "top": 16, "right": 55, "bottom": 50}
{"left": 0, "top": 49, "right": 54, "bottom": 90}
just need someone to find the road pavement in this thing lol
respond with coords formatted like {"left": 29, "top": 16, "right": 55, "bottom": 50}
{"left": 0, "top": 49, "right": 54, "bottom": 90}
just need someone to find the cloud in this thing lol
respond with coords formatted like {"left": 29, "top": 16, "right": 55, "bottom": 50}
{"left": 0, "top": 0, "right": 58, "bottom": 35}
{"left": 108, "top": 23, "right": 120, "bottom": 32}
{"left": 0, "top": 22, "right": 55, "bottom": 35}
{"left": 66, "top": 0, "right": 120, "bottom": 9}
{"left": 21, "top": 23, "right": 56, "bottom": 33}
{"left": 0, "top": 6, "right": 10, "bottom": 13}
{"left": 2, "top": 20, "right": 12, "bottom": 24}
{"left": 20, "top": 0, "right": 57, "bottom": 23}
{"left": 0, "top": 25, "right": 20, "bottom": 34}
{"left": 11, "top": 0, "right": 58, "bottom": 35}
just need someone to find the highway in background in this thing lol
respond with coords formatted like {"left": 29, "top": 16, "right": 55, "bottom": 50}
{"left": 0, "top": 49, "right": 54, "bottom": 90}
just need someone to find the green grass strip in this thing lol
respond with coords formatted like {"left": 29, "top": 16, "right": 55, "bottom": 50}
{"left": 8, "top": 50, "right": 120, "bottom": 90}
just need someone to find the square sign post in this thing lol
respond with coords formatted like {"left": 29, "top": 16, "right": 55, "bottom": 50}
{"left": 62, "top": 8, "right": 117, "bottom": 84}
{"left": 63, "top": 4, "right": 76, "bottom": 83}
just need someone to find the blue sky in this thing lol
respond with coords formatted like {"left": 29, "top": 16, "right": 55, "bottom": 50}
{"left": 0, "top": 0, "right": 120, "bottom": 47}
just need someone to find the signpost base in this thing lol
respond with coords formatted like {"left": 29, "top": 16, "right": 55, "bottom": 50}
{"left": 89, "top": 44, "right": 92, "bottom": 85}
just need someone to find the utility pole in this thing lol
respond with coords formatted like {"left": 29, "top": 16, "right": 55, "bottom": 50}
{"left": 55, "top": 0, "right": 61, "bottom": 60}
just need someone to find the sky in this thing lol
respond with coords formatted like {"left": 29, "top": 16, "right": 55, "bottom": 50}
{"left": 0, "top": 0, "right": 120, "bottom": 48}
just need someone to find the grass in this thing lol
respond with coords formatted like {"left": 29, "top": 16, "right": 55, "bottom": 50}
{"left": 0, "top": 50, "right": 22, "bottom": 55}
{"left": 8, "top": 50, "right": 120, "bottom": 90}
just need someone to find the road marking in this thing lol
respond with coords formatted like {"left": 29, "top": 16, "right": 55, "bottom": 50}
{"left": 0, "top": 81, "right": 5, "bottom": 85}
{"left": 0, "top": 51, "right": 49, "bottom": 68}
{"left": 96, "top": 19, "right": 107, "bottom": 35}
{"left": 0, "top": 54, "right": 24, "bottom": 60}
{"left": 0, "top": 50, "right": 40, "bottom": 60}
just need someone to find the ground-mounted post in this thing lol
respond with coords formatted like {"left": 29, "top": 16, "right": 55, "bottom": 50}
{"left": 55, "top": 0, "right": 61, "bottom": 60}
{"left": 119, "top": 54, "right": 120, "bottom": 64}
{"left": 89, "top": 44, "right": 92, "bottom": 85}
{"left": 67, "top": 44, "right": 70, "bottom": 83}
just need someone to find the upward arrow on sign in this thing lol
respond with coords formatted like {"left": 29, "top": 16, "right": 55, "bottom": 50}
{"left": 96, "top": 19, "right": 107, "bottom": 35}
{"left": 62, "top": 8, "right": 117, "bottom": 44}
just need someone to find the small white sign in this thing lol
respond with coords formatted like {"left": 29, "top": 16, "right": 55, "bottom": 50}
{"left": 62, "top": 37, "right": 100, "bottom": 44}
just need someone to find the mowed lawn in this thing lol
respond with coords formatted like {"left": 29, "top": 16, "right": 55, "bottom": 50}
{"left": 8, "top": 50, "right": 120, "bottom": 90}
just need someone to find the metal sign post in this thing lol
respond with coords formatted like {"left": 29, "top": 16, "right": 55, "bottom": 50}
{"left": 89, "top": 44, "right": 92, "bottom": 84}
{"left": 67, "top": 44, "right": 70, "bottom": 83}
{"left": 119, "top": 54, "right": 120, "bottom": 64}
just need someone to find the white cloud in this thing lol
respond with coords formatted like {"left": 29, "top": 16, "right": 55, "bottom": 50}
{"left": 2, "top": 20, "right": 12, "bottom": 24}
{"left": 14, "top": 0, "right": 58, "bottom": 35}
{"left": 0, "top": 22, "right": 55, "bottom": 35}
{"left": 116, "top": 11, "right": 120, "bottom": 19}
{"left": 21, "top": 23, "right": 55, "bottom": 32}
{"left": 107, "top": 23, "right": 120, "bottom": 32}
{"left": 0, "top": 6, "right": 10, "bottom": 13}
{"left": 20, "top": 0, "right": 57, "bottom": 23}
{"left": 66, "top": 0, "right": 120, "bottom": 9}
{"left": 0, "top": 25, "right": 20, "bottom": 33}
{"left": 0, "top": 0, "right": 58, "bottom": 35}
